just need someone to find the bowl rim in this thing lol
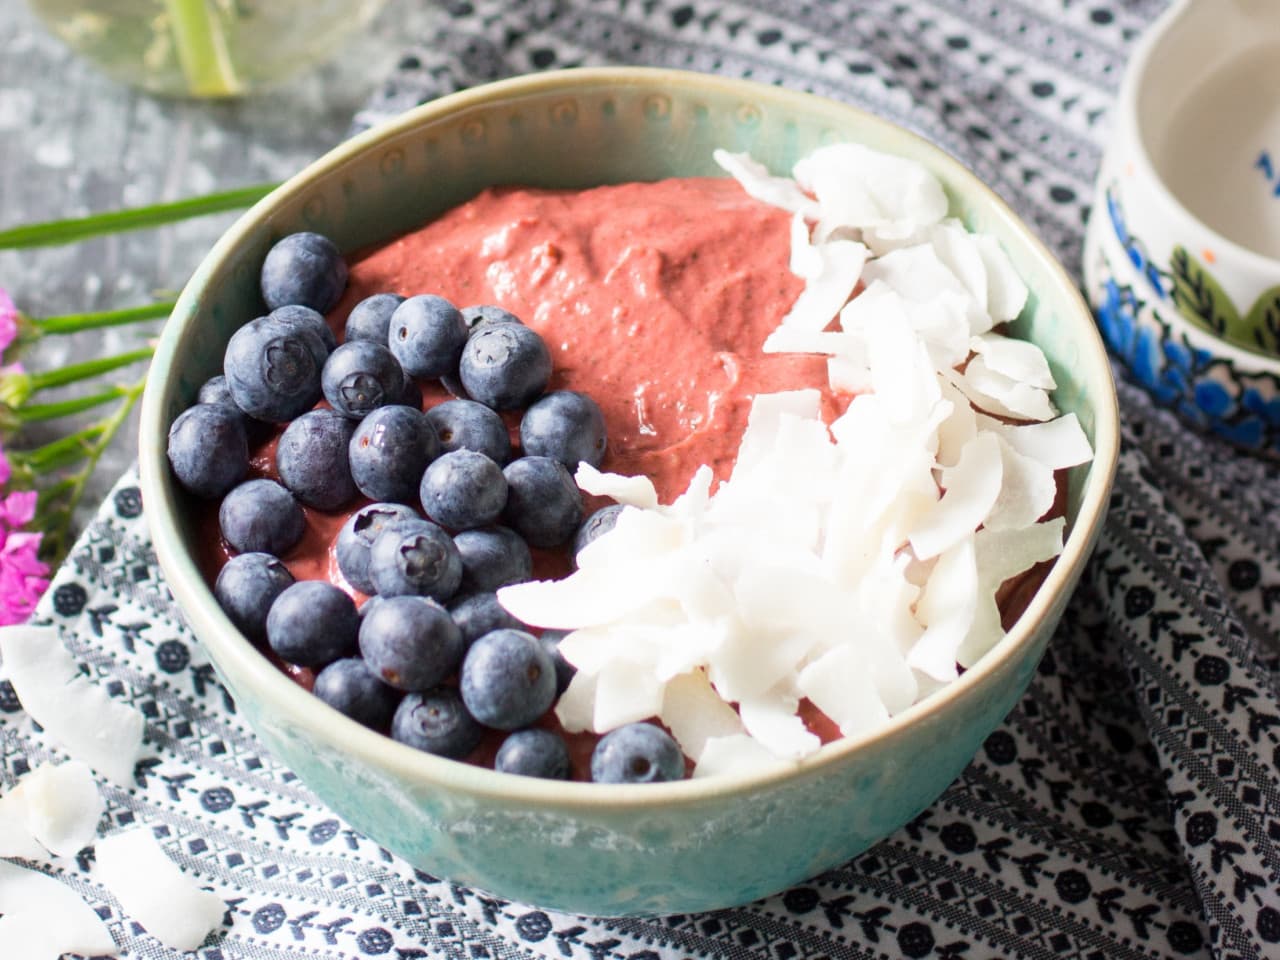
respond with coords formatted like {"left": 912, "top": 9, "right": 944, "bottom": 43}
{"left": 1120, "top": 0, "right": 1280, "bottom": 275}
{"left": 139, "top": 66, "right": 1121, "bottom": 809}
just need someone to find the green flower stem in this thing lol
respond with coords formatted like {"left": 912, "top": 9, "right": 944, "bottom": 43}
{"left": 25, "top": 348, "right": 153, "bottom": 395}
{"left": 11, "top": 425, "right": 106, "bottom": 473}
{"left": 35, "top": 301, "right": 175, "bottom": 335}
{"left": 16, "top": 386, "right": 134, "bottom": 424}
{"left": 0, "top": 184, "right": 276, "bottom": 250}
{"left": 33, "top": 380, "right": 146, "bottom": 566}
{"left": 164, "top": 0, "right": 243, "bottom": 97}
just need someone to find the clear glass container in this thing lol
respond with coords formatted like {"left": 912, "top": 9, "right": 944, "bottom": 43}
{"left": 27, "top": 0, "right": 388, "bottom": 98}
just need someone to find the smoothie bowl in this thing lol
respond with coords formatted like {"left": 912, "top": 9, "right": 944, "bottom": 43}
{"left": 138, "top": 68, "right": 1119, "bottom": 916}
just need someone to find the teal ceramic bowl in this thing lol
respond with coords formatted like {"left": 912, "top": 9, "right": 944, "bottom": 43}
{"left": 138, "top": 68, "right": 1119, "bottom": 917}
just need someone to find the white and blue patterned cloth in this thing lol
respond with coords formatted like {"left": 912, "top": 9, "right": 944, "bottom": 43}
{"left": 7, "top": 1, "right": 1280, "bottom": 957}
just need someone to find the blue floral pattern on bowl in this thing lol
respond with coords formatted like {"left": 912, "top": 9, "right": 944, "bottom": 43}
{"left": 1104, "top": 181, "right": 1280, "bottom": 357}
{"left": 1086, "top": 214, "right": 1280, "bottom": 454}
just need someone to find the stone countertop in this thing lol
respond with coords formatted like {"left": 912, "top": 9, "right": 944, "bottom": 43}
{"left": 0, "top": 0, "right": 436, "bottom": 541}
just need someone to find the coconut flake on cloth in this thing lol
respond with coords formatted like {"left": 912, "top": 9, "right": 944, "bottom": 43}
{"left": 506, "top": 141, "right": 1092, "bottom": 774}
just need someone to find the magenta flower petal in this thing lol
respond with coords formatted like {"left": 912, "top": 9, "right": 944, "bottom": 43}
{"left": 0, "top": 490, "right": 38, "bottom": 529}
{"left": 0, "top": 287, "right": 16, "bottom": 357}
{"left": 0, "top": 529, "right": 49, "bottom": 625}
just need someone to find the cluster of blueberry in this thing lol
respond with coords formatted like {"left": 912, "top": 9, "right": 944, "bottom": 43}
{"left": 166, "top": 232, "right": 684, "bottom": 784}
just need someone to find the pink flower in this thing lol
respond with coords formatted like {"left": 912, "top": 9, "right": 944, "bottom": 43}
{"left": 0, "top": 490, "right": 37, "bottom": 528}
{"left": 0, "top": 490, "right": 49, "bottom": 625}
{"left": 0, "top": 287, "right": 16, "bottom": 358}
{"left": 0, "top": 530, "right": 49, "bottom": 624}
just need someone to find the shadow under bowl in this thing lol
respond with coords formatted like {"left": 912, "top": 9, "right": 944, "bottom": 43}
{"left": 138, "top": 67, "right": 1119, "bottom": 917}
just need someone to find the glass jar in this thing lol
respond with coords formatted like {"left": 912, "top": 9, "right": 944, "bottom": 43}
{"left": 27, "top": 0, "right": 389, "bottom": 97}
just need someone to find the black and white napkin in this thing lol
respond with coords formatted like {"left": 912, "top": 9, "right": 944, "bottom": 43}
{"left": 6, "top": 1, "right": 1280, "bottom": 957}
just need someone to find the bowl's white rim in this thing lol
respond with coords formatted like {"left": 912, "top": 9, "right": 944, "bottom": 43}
{"left": 139, "top": 66, "right": 1121, "bottom": 810}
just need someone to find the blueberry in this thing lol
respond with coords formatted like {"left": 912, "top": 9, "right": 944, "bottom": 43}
{"left": 313, "top": 657, "right": 400, "bottom": 730}
{"left": 391, "top": 687, "right": 484, "bottom": 759}
{"left": 219, "top": 479, "right": 305, "bottom": 556}
{"left": 268, "top": 304, "right": 337, "bottom": 364}
{"left": 345, "top": 292, "right": 405, "bottom": 343}
{"left": 459, "top": 323, "right": 552, "bottom": 410}
{"left": 321, "top": 340, "right": 406, "bottom": 419}
{"left": 461, "top": 304, "right": 523, "bottom": 332}
{"left": 369, "top": 519, "right": 463, "bottom": 601}
{"left": 449, "top": 591, "right": 525, "bottom": 646}
{"left": 590, "top": 723, "right": 684, "bottom": 783}
{"left": 501, "top": 456, "right": 583, "bottom": 548}
{"left": 167, "top": 403, "right": 248, "bottom": 499}
{"left": 348, "top": 405, "right": 439, "bottom": 504}
{"left": 276, "top": 408, "right": 358, "bottom": 511}
{"left": 453, "top": 526, "right": 532, "bottom": 593}
{"left": 398, "top": 366, "right": 424, "bottom": 410}
{"left": 520, "top": 391, "right": 607, "bottom": 470}
{"left": 223, "top": 315, "right": 324, "bottom": 422}
{"left": 266, "top": 580, "right": 359, "bottom": 668}
{"left": 495, "top": 728, "right": 571, "bottom": 779}
{"left": 197, "top": 374, "right": 237, "bottom": 408}
{"left": 574, "top": 504, "right": 624, "bottom": 563}
{"left": 539, "top": 629, "right": 576, "bottom": 696}
{"left": 420, "top": 449, "right": 507, "bottom": 530}
{"left": 459, "top": 629, "right": 557, "bottom": 731}
{"left": 424, "top": 399, "right": 511, "bottom": 463}
{"left": 336, "top": 502, "right": 421, "bottom": 594}
{"left": 358, "top": 595, "right": 465, "bottom": 691}
{"left": 213, "top": 552, "right": 295, "bottom": 642}
{"left": 388, "top": 295, "right": 468, "bottom": 379}
{"left": 260, "top": 231, "right": 348, "bottom": 313}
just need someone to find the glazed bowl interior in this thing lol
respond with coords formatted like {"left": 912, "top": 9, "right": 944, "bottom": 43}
{"left": 1130, "top": 0, "right": 1280, "bottom": 262}
{"left": 139, "top": 68, "right": 1119, "bottom": 916}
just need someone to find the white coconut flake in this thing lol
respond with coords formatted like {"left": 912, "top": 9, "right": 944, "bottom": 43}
{"left": 694, "top": 734, "right": 795, "bottom": 778}
{"left": 713, "top": 149, "right": 819, "bottom": 216}
{"left": 958, "top": 517, "right": 1067, "bottom": 668}
{"left": 660, "top": 671, "right": 746, "bottom": 762}
{"left": 980, "top": 412, "right": 1093, "bottom": 469}
{"left": 776, "top": 237, "right": 867, "bottom": 332}
{"left": 95, "top": 827, "right": 226, "bottom": 952}
{"left": 0, "top": 784, "right": 44, "bottom": 860}
{"left": 909, "top": 537, "right": 979, "bottom": 681}
{"left": 953, "top": 355, "right": 1057, "bottom": 422}
{"left": 554, "top": 670, "right": 597, "bottom": 733}
{"left": 970, "top": 332, "right": 1056, "bottom": 390}
{"left": 797, "top": 644, "right": 890, "bottom": 738}
{"left": 984, "top": 436, "right": 1058, "bottom": 532}
{"left": 860, "top": 244, "right": 985, "bottom": 333}
{"left": 0, "top": 624, "right": 146, "bottom": 787}
{"left": 0, "top": 860, "right": 117, "bottom": 960}
{"left": 574, "top": 463, "right": 658, "bottom": 509}
{"left": 929, "top": 220, "right": 990, "bottom": 320}
{"left": 909, "top": 432, "right": 1003, "bottom": 560}
{"left": 793, "top": 142, "right": 948, "bottom": 240}
{"left": 738, "top": 693, "right": 820, "bottom": 760}
{"left": 21, "top": 760, "right": 104, "bottom": 857}
{"left": 974, "top": 233, "right": 1029, "bottom": 322}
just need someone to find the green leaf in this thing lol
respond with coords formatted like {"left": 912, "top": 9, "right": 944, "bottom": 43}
{"left": 1169, "top": 245, "right": 1247, "bottom": 343}
{"left": 1243, "top": 286, "right": 1280, "bottom": 356}
{"left": 0, "top": 184, "right": 277, "bottom": 249}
